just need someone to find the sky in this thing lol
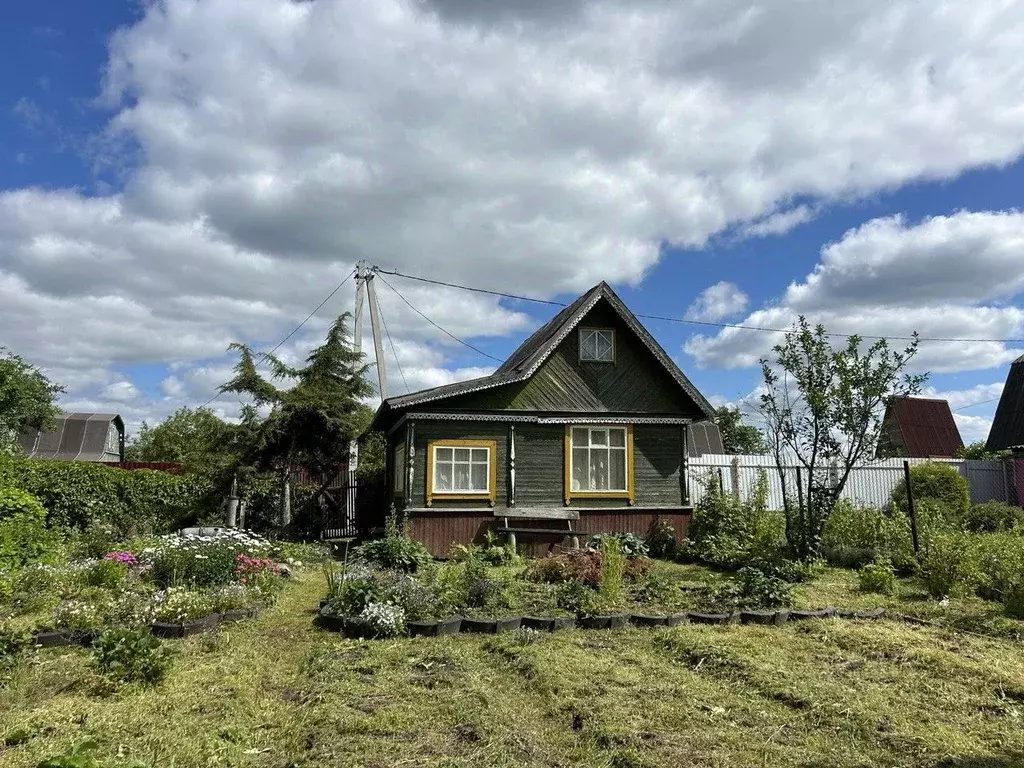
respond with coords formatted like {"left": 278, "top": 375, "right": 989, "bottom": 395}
{"left": 2, "top": 0, "right": 1023, "bottom": 445}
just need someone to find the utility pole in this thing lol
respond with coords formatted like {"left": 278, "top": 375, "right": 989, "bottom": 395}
{"left": 354, "top": 261, "right": 388, "bottom": 401}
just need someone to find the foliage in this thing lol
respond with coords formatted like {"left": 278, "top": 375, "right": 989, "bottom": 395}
{"left": 525, "top": 549, "right": 650, "bottom": 587}
{"left": 962, "top": 501, "right": 1024, "bottom": 534}
{"left": 5, "top": 459, "right": 209, "bottom": 535}
{"left": 631, "top": 571, "right": 681, "bottom": 608}
{"left": 0, "top": 622, "right": 31, "bottom": 671}
{"left": 957, "top": 441, "right": 1010, "bottom": 460}
{"left": 0, "top": 346, "right": 63, "bottom": 453}
{"left": 124, "top": 407, "right": 236, "bottom": 473}
{"left": 356, "top": 602, "right": 405, "bottom": 638}
{"left": 54, "top": 597, "right": 108, "bottom": 630}
{"left": 91, "top": 629, "right": 173, "bottom": 685}
{"left": 353, "top": 510, "right": 431, "bottom": 573}
{"left": 104, "top": 590, "right": 157, "bottom": 629}
{"left": 150, "top": 543, "right": 239, "bottom": 589}
{"left": 974, "top": 534, "right": 1024, "bottom": 601}
{"left": 355, "top": 429, "right": 387, "bottom": 481}
{"left": 153, "top": 588, "right": 215, "bottom": 622}
{"left": 918, "top": 531, "right": 980, "bottom": 598}
{"left": 645, "top": 521, "right": 676, "bottom": 560}
{"left": 587, "top": 532, "right": 649, "bottom": 558}
{"left": 1002, "top": 581, "right": 1024, "bottom": 620}
{"left": 599, "top": 537, "right": 626, "bottom": 604}
{"left": 710, "top": 567, "right": 793, "bottom": 610}
{"left": 685, "top": 470, "right": 784, "bottom": 570}
{"left": 0, "top": 485, "right": 59, "bottom": 571}
{"left": 555, "top": 578, "right": 601, "bottom": 617}
{"left": 891, "top": 462, "right": 970, "bottom": 523}
{"left": 759, "top": 317, "right": 925, "bottom": 559}
{"left": 857, "top": 560, "right": 898, "bottom": 595}
{"left": 85, "top": 559, "right": 129, "bottom": 589}
{"left": 219, "top": 313, "right": 373, "bottom": 528}
{"left": 713, "top": 406, "right": 768, "bottom": 455}
{"left": 821, "top": 499, "right": 910, "bottom": 569}
{"left": 455, "top": 529, "right": 519, "bottom": 566}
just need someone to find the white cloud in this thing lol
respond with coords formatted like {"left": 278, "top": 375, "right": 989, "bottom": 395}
{"left": 685, "top": 281, "right": 748, "bottom": 322}
{"left": 686, "top": 210, "right": 1024, "bottom": 371}
{"left": 953, "top": 413, "right": 993, "bottom": 446}
{"left": 5, "top": 0, "right": 1024, "bottom": 419}
{"left": 102, "top": 381, "right": 140, "bottom": 403}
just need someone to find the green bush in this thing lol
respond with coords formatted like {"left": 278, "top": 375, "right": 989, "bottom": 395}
{"left": 963, "top": 501, "right": 1024, "bottom": 534}
{"left": 555, "top": 578, "right": 601, "bottom": 617}
{"left": 974, "top": 533, "right": 1024, "bottom": 601}
{"left": 91, "top": 629, "right": 173, "bottom": 685}
{"left": 645, "top": 521, "right": 676, "bottom": 560}
{"left": 150, "top": 544, "right": 239, "bottom": 589}
{"left": 822, "top": 500, "right": 893, "bottom": 567}
{"left": 85, "top": 559, "right": 129, "bottom": 589}
{"left": 353, "top": 511, "right": 431, "bottom": 573}
{"left": 0, "top": 485, "right": 58, "bottom": 571}
{"left": 599, "top": 537, "right": 626, "bottom": 604}
{"left": 631, "top": 571, "right": 681, "bottom": 608}
{"left": 918, "top": 531, "right": 980, "bottom": 598}
{"left": 710, "top": 567, "right": 794, "bottom": 610}
{"left": 857, "top": 560, "right": 898, "bottom": 595}
{"left": 588, "top": 532, "right": 649, "bottom": 558}
{"left": 5, "top": 459, "right": 209, "bottom": 535}
{"left": 891, "top": 462, "right": 970, "bottom": 523}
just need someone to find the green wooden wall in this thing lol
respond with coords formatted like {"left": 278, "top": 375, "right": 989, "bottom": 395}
{"left": 390, "top": 421, "right": 685, "bottom": 509}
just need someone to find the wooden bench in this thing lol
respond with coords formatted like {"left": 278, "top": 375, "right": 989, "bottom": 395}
{"left": 493, "top": 508, "right": 581, "bottom": 549}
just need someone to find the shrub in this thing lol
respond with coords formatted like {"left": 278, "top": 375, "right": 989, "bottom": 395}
{"left": 104, "top": 590, "right": 157, "bottom": 629}
{"left": 1003, "top": 581, "right": 1024, "bottom": 619}
{"left": 709, "top": 567, "right": 793, "bottom": 610}
{"left": 555, "top": 578, "right": 601, "bottom": 617}
{"left": 857, "top": 560, "right": 898, "bottom": 595}
{"left": 354, "top": 511, "right": 431, "bottom": 573}
{"left": 0, "top": 623, "right": 30, "bottom": 671}
{"left": 599, "top": 537, "right": 626, "bottom": 604}
{"left": 53, "top": 597, "right": 108, "bottom": 630}
{"left": 974, "top": 534, "right": 1024, "bottom": 601}
{"left": 588, "top": 532, "right": 649, "bottom": 558}
{"left": 891, "top": 462, "right": 970, "bottom": 523}
{"left": 631, "top": 571, "right": 681, "bottom": 608}
{"left": 645, "top": 521, "right": 676, "bottom": 560}
{"left": 963, "top": 501, "right": 1024, "bottom": 534}
{"left": 524, "top": 549, "right": 649, "bottom": 587}
{"left": 0, "top": 485, "right": 58, "bottom": 571}
{"left": 150, "top": 544, "right": 239, "bottom": 589}
{"left": 91, "top": 629, "right": 173, "bottom": 685}
{"left": 918, "top": 531, "right": 980, "bottom": 598}
{"left": 822, "top": 500, "right": 893, "bottom": 567}
{"left": 85, "top": 558, "right": 129, "bottom": 589}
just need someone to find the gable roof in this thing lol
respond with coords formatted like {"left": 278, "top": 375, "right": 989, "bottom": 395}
{"left": 376, "top": 281, "right": 714, "bottom": 421}
{"left": 19, "top": 412, "right": 125, "bottom": 462}
{"left": 987, "top": 353, "right": 1024, "bottom": 451}
{"left": 876, "top": 397, "right": 963, "bottom": 458}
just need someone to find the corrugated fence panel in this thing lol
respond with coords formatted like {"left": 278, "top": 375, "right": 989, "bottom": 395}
{"left": 687, "top": 454, "right": 1009, "bottom": 508}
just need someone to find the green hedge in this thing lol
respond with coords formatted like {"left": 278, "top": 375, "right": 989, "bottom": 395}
{"left": 1, "top": 459, "right": 212, "bottom": 536}
{"left": 891, "top": 462, "right": 970, "bottom": 522}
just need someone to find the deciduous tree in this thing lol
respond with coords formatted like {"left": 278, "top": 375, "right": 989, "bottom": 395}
{"left": 713, "top": 406, "right": 767, "bottom": 455}
{"left": 0, "top": 348, "right": 63, "bottom": 454}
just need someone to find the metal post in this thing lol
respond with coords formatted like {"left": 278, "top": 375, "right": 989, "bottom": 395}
{"left": 509, "top": 424, "right": 516, "bottom": 508}
{"left": 903, "top": 460, "right": 920, "bottom": 557}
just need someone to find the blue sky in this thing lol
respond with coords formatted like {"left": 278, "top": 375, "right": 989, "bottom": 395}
{"left": 2, "top": 0, "right": 1023, "bottom": 444}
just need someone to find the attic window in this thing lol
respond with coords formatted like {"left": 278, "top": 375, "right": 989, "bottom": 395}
{"left": 579, "top": 328, "right": 614, "bottom": 362}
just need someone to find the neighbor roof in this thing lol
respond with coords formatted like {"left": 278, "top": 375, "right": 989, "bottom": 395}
{"left": 19, "top": 412, "right": 125, "bottom": 462}
{"left": 373, "top": 281, "right": 715, "bottom": 424}
{"left": 876, "top": 397, "right": 963, "bottom": 458}
{"left": 987, "top": 353, "right": 1024, "bottom": 451}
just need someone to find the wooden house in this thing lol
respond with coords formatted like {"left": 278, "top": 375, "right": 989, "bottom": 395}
{"left": 874, "top": 397, "right": 963, "bottom": 459}
{"left": 19, "top": 412, "right": 125, "bottom": 463}
{"left": 368, "top": 282, "right": 717, "bottom": 556}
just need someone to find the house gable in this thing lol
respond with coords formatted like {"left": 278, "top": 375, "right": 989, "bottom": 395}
{"left": 440, "top": 301, "right": 703, "bottom": 415}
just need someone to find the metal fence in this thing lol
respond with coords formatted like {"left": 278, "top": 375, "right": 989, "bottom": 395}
{"left": 688, "top": 454, "right": 1012, "bottom": 509}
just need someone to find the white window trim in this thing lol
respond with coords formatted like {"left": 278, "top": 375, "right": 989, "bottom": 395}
{"left": 579, "top": 327, "right": 615, "bottom": 362}
{"left": 569, "top": 426, "right": 629, "bottom": 493}
{"left": 431, "top": 444, "right": 492, "bottom": 495}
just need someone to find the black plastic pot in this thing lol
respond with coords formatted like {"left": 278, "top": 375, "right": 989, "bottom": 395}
{"left": 835, "top": 608, "right": 857, "bottom": 619}
{"left": 579, "top": 613, "right": 630, "bottom": 630}
{"left": 32, "top": 628, "right": 98, "bottom": 648}
{"left": 739, "top": 610, "right": 778, "bottom": 625}
{"left": 521, "top": 616, "right": 576, "bottom": 632}
{"left": 220, "top": 607, "right": 259, "bottom": 624}
{"left": 854, "top": 607, "right": 886, "bottom": 620}
{"left": 315, "top": 612, "right": 346, "bottom": 632}
{"left": 461, "top": 616, "right": 522, "bottom": 634}
{"left": 788, "top": 608, "right": 835, "bottom": 621}
{"left": 687, "top": 612, "right": 730, "bottom": 625}
{"left": 408, "top": 616, "right": 464, "bottom": 636}
{"left": 150, "top": 613, "right": 220, "bottom": 639}
{"left": 630, "top": 613, "right": 668, "bottom": 627}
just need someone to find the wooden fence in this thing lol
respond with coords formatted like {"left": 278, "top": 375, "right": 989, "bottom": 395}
{"left": 688, "top": 454, "right": 1014, "bottom": 509}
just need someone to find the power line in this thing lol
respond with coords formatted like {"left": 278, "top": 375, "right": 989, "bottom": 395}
{"left": 374, "top": 272, "right": 504, "bottom": 363}
{"left": 376, "top": 296, "right": 410, "bottom": 394}
{"left": 199, "top": 268, "right": 357, "bottom": 409}
{"left": 953, "top": 397, "right": 1001, "bottom": 412}
{"left": 376, "top": 267, "right": 1024, "bottom": 345}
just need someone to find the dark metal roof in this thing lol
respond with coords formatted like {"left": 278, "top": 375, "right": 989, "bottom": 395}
{"left": 375, "top": 282, "right": 714, "bottom": 423}
{"left": 875, "top": 397, "right": 963, "bottom": 458}
{"left": 987, "top": 354, "right": 1024, "bottom": 451}
{"left": 19, "top": 412, "right": 124, "bottom": 462}
{"left": 687, "top": 421, "right": 725, "bottom": 456}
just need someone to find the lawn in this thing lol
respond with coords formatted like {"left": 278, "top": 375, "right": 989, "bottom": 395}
{"left": 3, "top": 565, "right": 1024, "bottom": 768}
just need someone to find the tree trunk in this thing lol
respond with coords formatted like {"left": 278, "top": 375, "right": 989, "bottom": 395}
{"left": 280, "top": 464, "right": 292, "bottom": 531}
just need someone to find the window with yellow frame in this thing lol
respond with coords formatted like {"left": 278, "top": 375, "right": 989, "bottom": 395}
{"left": 564, "top": 425, "right": 634, "bottom": 503}
{"left": 426, "top": 439, "right": 498, "bottom": 506}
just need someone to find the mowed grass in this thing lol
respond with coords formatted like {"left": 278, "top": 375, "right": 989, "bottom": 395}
{"left": 3, "top": 571, "right": 1024, "bottom": 768}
